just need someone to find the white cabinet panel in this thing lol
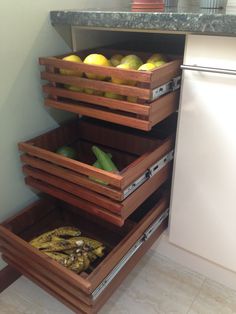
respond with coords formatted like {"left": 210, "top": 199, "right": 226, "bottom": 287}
{"left": 169, "top": 35, "right": 236, "bottom": 272}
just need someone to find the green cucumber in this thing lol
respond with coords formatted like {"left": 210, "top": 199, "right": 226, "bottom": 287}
{"left": 92, "top": 146, "right": 118, "bottom": 172}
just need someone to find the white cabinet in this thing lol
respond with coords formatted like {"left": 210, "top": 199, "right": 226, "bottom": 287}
{"left": 169, "top": 35, "right": 236, "bottom": 272}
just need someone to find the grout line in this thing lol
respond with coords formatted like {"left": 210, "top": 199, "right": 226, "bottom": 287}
{"left": 186, "top": 277, "right": 206, "bottom": 314}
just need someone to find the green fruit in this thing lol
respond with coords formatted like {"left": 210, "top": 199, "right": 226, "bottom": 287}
{"left": 121, "top": 55, "right": 143, "bottom": 70}
{"left": 147, "top": 53, "right": 166, "bottom": 64}
{"left": 110, "top": 54, "right": 123, "bottom": 67}
{"left": 154, "top": 60, "right": 166, "bottom": 68}
{"left": 56, "top": 146, "right": 77, "bottom": 159}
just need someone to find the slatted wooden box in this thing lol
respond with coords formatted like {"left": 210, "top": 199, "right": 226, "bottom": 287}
{"left": 39, "top": 47, "right": 181, "bottom": 131}
{"left": 0, "top": 191, "right": 169, "bottom": 314}
{"left": 18, "top": 117, "right": 175, "bottom": 226}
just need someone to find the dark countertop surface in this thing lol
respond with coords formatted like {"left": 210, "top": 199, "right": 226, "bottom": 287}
{"left": 50, "top": 6, "right": 236, "bottom": 36}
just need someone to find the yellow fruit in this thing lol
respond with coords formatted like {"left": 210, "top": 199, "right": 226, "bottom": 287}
{"left": 121, "top": 54, "right": 143, "bottom": 70}
{"left": 104, "top": 92, "right": 124, "bottom": 100}
{"left": 127, "top": 96, "right": 138, "bottom": 103}
{"left": 84, "top": 54, "right": 110, "bottom": 80}
{"left": 154, "top": 60, "right": 166, "bottom": 67}
{"left": 110, "top": 54, "right": 123, "bottom": 67}
{"left": 111, "top": 63, "right": 136, "bottom": 86}
{"left": 65, "top": 85, "right": 83, "bottom": 92}
{"left": 84, "top": 88, "right": 104, "bottom": 96}
{"left": 59, "top": 55, "right": 83, "bottom": 76}
{"left": 147, "top": 53, "right": 166, "bottom": 64}
{"left": 138, "top": 63, "right": 156, "bottom": 71}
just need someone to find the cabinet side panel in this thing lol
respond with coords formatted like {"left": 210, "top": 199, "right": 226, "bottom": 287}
{"left": 169, "top": 35, "right": 236, "bottom": 272}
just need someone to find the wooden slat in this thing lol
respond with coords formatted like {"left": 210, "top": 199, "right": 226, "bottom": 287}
{"left": 150, "top": 90, "right": 179, "bottom": 127}
{"left": 19, "top": 142, "right": 123, "bottom": 188}
{"left": 25, "top": 177, "right": 124, "bottom": 227}
{"left": 0, "top": 265, "right": 21, "bottom": 293}
{"left": 150, "top": 59, "right": 182, "bottom": 88}
{"left": 20, "top": 154, "right": 123, "bottom": 201}
{"left": 39, "top": 57, "right": 151, "bottom": 83}
{"left": 120, "top": 136, "right": 174, "bottom": 189}
{"left": 1, "top": 198, "right": 55, "bottom": 233}
{"left": 122, "top": 164, "right": 171, "bottom": 219}
{"left": 41, "top": 73, "right": 151, "bottom": 100}
{"left": 0, "top": 226, "right": 92, "bottom": 294}
{"left": 45, "top": 98, "right": 151, "bottom": 131}
{"left": 23, "top": 118, "right": 79, "bottom": 151}
{"left": 77, "top": 119, "right": 160, "bottom": 156}
{"left": 0, "top": 244, "right": 92, "bottom": 307}
{"left": 3, "top": 255, "right": 90, "bottom": 314}
{"left": 23, "top": 166, "right": 123, "bottom": 214}
{"left": 43, "top": 84, "right": 150, "bottom": 115}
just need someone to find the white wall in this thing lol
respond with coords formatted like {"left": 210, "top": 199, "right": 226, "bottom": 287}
{"left": 0, "top": 0, "right": 127, "bottom": 270}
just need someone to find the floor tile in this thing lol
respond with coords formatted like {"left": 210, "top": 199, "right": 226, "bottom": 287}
{"left": 189, "top": 279, "right": 236, "bottom": 314}
{"left": 0, "top": 276, "right": 72, "bottom": 314}
{"left": 102, "top": 251, "right": 205, "bottom": 314}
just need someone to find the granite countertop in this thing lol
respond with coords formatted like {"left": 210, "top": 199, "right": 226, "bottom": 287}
{"left": 50, "top": 6, "right": 236, "bottom": 36}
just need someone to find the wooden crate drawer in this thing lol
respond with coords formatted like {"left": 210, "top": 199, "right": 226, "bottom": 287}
{"left": 18, "top": 117, "right": 175, "bottom": 225}
{"left": 0, "top": 191, "right": 169, "bottom": 314}
{"left": 39, "top": 47, "right": 181, "bottom": 131}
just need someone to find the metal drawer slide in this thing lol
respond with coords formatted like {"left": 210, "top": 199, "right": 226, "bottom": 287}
{"left": 152, "top": 76, "right": 181, "bottom": 101}
{"left": 123, "top": 150, "right": 174, "bottom": 199}
{"left": 92, "top": 208, "right": 169, "bottom": 300}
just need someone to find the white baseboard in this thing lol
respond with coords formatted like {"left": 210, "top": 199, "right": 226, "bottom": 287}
{"left": 153, "top": 230, "right": 236, "bottom": 291}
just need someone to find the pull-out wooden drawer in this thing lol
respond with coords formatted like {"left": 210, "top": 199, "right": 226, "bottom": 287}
{"left": 0, "top": 190, "right": 169, "bottom": 314}
{"left": 40, "top": 47, "right": 181, "bottom": 131}
{"left": 19, "top": 117, "right": 175, "bottom": 225}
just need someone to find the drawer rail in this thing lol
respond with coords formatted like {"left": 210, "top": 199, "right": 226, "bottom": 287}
{"left": 123, "top": 150, "right": 174, "bottom": 199}
{"left": 92, "top": 208, "right": 169, "bottom": 300}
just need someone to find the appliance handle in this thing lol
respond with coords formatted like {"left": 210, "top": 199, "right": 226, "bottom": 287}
{"left": 181, "top": 64, "right": 236, "bottom": 76}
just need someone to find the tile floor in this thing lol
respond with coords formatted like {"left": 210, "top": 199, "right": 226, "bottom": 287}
{"left": 1, "top": 251, "right": 236, "bottom": 314}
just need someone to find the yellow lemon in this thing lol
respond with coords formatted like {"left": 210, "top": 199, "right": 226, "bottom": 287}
{"left": 104, "top": 92, "right": 124, "bottom": 100}
{"left": 84, "top": 88, "right": 104, "bottom": 96}
{"left": 110, "top": 54, "right": 123, "bottom": 67}
{"left": 111, "top": 63, "right": 136, "bottom": 86}
{"left": 84, "top": 54, "right": 110, "bottom": 80}
{"left": 127, "top": 96, "right": 138, "bottom": 103}
{"left": 147, "top": 53, "right": 166, "bottom": 64}
{"left": 138, "top": 63, "right": 156, "bottom": 71}
{"left": 64, "top": 85, "right": 83, "bottom": 92}
{"left": 121, "top": 54, "right": 143, "bottom": 70}
{"left": 60, "top": 55, "right": 83, "bottom": 76}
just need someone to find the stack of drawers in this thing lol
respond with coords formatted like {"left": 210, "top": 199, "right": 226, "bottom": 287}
{"left": 0, "top": 45, "right": 182, "bottom": 313}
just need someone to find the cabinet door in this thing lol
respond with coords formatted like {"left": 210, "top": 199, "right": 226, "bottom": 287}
{"left": 169, "top": 35, "right": 236, "bottom": 272}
